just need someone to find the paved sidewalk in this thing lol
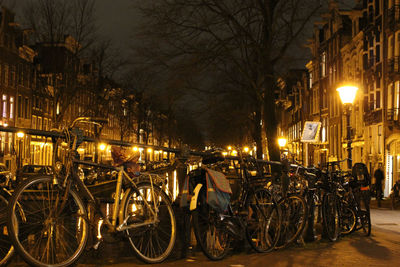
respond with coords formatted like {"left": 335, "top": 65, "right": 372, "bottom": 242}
{"left": 8, "top": 208, "right": 400, "bottom": 267}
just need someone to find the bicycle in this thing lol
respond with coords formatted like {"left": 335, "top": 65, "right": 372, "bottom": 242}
{"left": 272, "top": 161, "right": 308, "bottom": 249}
{"left": 186, "top": 152, "right": 280, "bottom": 260}
{"left": 0, "top": 177, "right": 23, "bottom": 266}
{"left": 6, "top": 117, "right": 176, "bottom": 267}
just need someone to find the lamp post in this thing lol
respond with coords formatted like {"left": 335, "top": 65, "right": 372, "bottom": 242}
{"left": 278, "top": 137, "right": 287, "bottom": 160}
{"left": 337, "top": 85, "right": 358, "bottom": 170}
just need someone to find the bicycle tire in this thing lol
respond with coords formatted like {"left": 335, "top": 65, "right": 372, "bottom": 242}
{"left": 7, "top": 176, "right": 88, "bottom": 267}
{"left": 121, "top": 182, "right": 176, "bottom": 263}
{"left": 340, "top": 206, "right": 356, "bottom": 235}
{"left": 276, "top": 194, "right": 307, "bottom": 249}
{"left": 0, "top": 192, "right": 14, "bottom": 266}
{"left": 245, "top": 188, "right": 280, "bottom": 253}
{"left": 192, "top": 186, "right": 232, "bottom": 260}
{"left": 322, "top": 193, "right": 340, "bottom": 242}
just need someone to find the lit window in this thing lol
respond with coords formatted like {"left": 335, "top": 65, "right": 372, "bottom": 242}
{"left": 2, "top": 95, "right": 7, "bottom": 118}
{"left": 9, "top": 97, "right": 14, "bottom": 119}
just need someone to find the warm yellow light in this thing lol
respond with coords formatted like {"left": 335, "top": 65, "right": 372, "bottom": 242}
{"left": 17, "top": 132, "right": 24, "bottom": 138}
{"left": 222, "top": 152, "right": 228, "bottom": 156}
{"left": 231, "top": 150, "right": 238, "bottom": 156}
{"left": 227, "top": 146, "right": 232, "bottom": 151}
{"left": 147, "top": 148, "right": 153, "bottom": 153}
{"left": 336, "top": 85, "right": 358, "bottom": 105}
{"left": 243, "top": 147, "right": 249, "bottom": 153}
{"left": 132, "top": 146, "right": 138, "bottom": 151}
{"left": 99, "top": 143, "right": 106, "bottom": 151}
{"left": 278, "top": 137, "right": 287, "bottom": 148}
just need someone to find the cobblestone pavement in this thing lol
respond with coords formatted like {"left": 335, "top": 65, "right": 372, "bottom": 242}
{"left": 8, "top": 208, "right": 400, "bottom": 267}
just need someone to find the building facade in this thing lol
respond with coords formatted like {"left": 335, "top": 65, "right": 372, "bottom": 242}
{"left": 279, "top": 0, "right": 400, "bottom": 196}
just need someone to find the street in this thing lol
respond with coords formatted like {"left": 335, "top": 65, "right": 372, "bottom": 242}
{"left": 8, "top": 208, "right": 400, "bottom": 267}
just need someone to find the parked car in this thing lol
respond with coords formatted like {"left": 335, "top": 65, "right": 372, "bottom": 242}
{"left": 0, "top": 163, "right": 12, "bottom": 187}
{"left": 16, "top": 165, "right": 53, "bottom": 184}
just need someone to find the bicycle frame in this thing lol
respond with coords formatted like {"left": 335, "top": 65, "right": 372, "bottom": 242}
{"left": 66, "top": 159, "right": 159, "bottom": 232}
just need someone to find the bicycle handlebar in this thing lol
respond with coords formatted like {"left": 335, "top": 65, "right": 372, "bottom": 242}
{"left": 71, "top": 117, "right": 109, "bottom": 128}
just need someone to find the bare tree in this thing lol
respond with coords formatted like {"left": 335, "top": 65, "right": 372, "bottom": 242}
{"left": 22, "top": 0, "right": 97, "bottom": 127}
{"left": 133, "top": 0, "right": 321, "bottom": 160}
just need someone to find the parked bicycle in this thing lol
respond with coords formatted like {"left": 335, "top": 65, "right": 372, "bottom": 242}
{"left": 182, "top": 151, "right": 280, "bottom": 260}
{"left": 6, "top": 117, "right": 176, "bottom": 267}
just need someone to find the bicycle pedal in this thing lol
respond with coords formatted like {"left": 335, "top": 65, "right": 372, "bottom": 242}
{"left": 93, "top": 239, "right": 102, "bottom": 250}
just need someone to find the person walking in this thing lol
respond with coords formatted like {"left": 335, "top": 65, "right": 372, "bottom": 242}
{"left": 374, "top": 163, "right": 384, "bottom": 207}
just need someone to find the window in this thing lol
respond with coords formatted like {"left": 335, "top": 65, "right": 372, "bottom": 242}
{"left": 389, "top": 35, "right": 394, "bottom": 59}
{"left": 4, "top": 65, "right": 8, "bottom": 86}
{"left": 24, "top": 97, "right": 29, "bottom": 119}
{"left": 376, "top": 44, "right": 380, "bottom": 62}
{"left": 376, "top": 91, "right": 381, "bottom": 109}
{"left": 32, "top": 115, "right": 37, "bottom": 129}
{"left": 378, "top": 125, "right": 382, "bottom": 154}
{"left": 2, "top": 95, "right": 7, "bottom": 118}
{"left": 18, "top": 95, "right": 22, "bottom": 118}
{"left": 37, "top": 117, "right": 42, "bottom": 130}
{"left": 321, "top": 52, "right": 326, "bottom": 77}
{"left": 9, "top": 97, "right": 14, "bottom": 119}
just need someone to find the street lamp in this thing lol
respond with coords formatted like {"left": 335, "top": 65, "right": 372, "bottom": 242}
{"left": 98, "top": 143, "right": 106, "bottom": 163}
{"left": 278, "top": 137, "right": 287, "bottom": 148}
{"left": 337, "top": 85, "right": 358, "bottom": 169}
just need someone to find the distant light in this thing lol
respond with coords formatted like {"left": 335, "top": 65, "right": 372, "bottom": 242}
{"left": 336, "top": 85, "right": 358, "bottom": 105}
{"left": 231, "top": 150, "right": 238, "bottom": 156}
{"left": 147, "top": 148, "right": 153, "bottom": 153}
{"left": 243, "top": 147, "right": 249, "bottom": 153}
{"left": 99, "top": 143, "right": 106, "bottom": 151}
{"left": 222, "top": 152, "right": 228, "bottom": 156}
{"left": 227, "top": 146, "right": 232, "bottom": 151}
{"left": 132, "top": 146, "right": 138, "bottom": 151}
{"left": 17, "top": 132, "right": 25, "bottom": 138}
{"left": 278, "top": 137, "right": 287, "bottom": 148}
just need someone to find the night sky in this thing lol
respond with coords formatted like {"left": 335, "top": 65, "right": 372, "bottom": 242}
{"left": 5, "top": 0, "right": 135, "bottom": 55}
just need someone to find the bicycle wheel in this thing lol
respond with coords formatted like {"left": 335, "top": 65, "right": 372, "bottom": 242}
{"left": 322, "top": 193, "right": 340, "bottom": 242}
{"left": 276, "top": 195, "right": 307, "bottom": 249}
{"left": 359, "top": 194, "right": 371, "bottom": 236}
{"left": 340, "top": 205, "right": 356, "bottom": 235}
{"left": 7, "top": 176, "right": 88, "bottom": 267}
{"left": 121, "top": 182, "right": 176, "bottom": 263}
{"left": 192, "top": 186, "right": 232, "bottom": 260}
{"left": 0, "top": 192, "right": 13, "bottom": 266}
{"left": 245, "top": 188, "right": 280, "bottom": 253}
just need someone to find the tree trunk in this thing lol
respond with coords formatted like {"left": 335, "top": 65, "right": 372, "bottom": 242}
{"left": 264, "top": 76, "right": 280, "bottom": 161}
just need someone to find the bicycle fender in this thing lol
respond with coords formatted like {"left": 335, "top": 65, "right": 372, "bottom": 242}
{"left": 190, "top": 184, "right": 203, "bottom": 211}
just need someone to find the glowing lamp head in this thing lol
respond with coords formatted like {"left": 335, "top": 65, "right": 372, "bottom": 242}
{"left": 132, "top": 146, "right": 138, "bottom": 151}
{"left": 278, "top": 137, "right": 287, "bottom": 148}
{"left": 336, "top": 85, "right": 358, "bottom": 105}
{"left": 17, "top": 132, "right": 25, "bottom": 138}
{"left": 227, "top": 146, "right": 232, "bottom": 151}
{"left": 99, "top": 143, "right": 106, "bottom": 151}
{"left": 243, "top": 147, "right": 249, "bottom": 153}
{"left": 147, "top": 148, "right": 153, "bottom": 153}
